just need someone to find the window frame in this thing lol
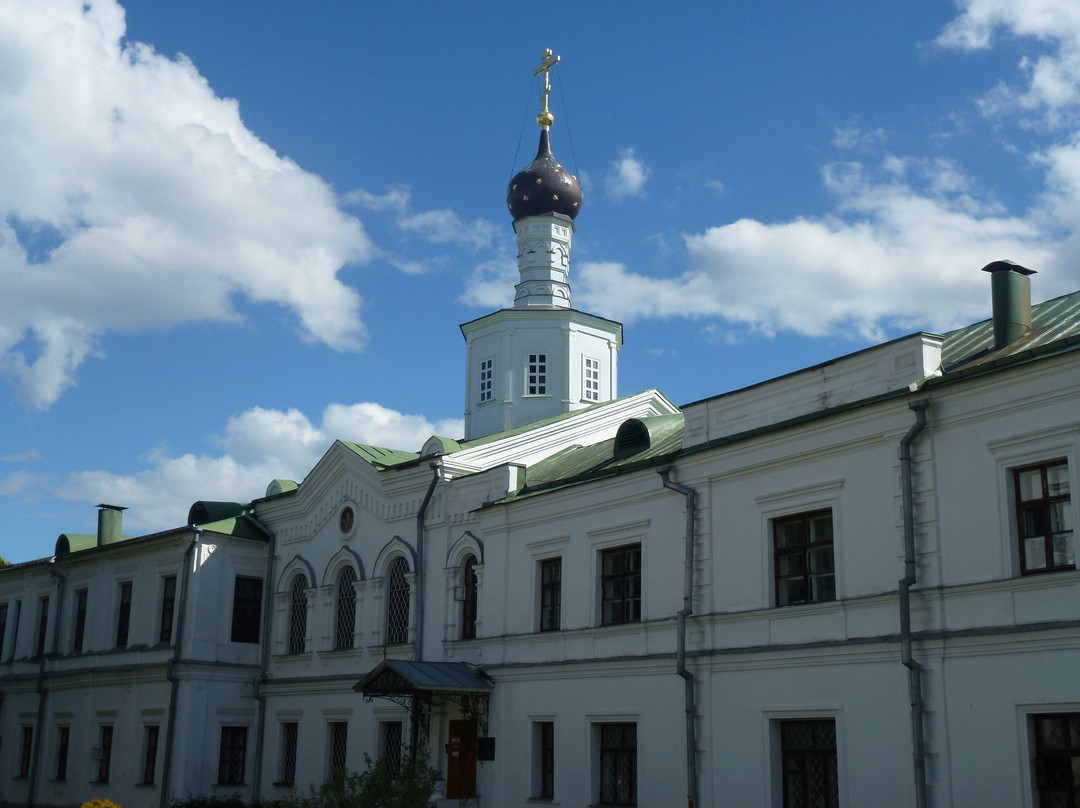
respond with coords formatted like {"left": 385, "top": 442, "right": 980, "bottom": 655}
{"left": 278, "top": 721, "right": 298, "bottom": 786}
{"left": 218, "top": 725, "right": 248, "bottom": 785}
{"left": 18, "top": 726, "right": 33, "bottom": 778}
{"left": 334, "top": 566, "right": 358, "bottom": 650}
{"left": 96, "top": 724, "right": 113, "bottom": 783}
{"left": 72, "top": 590, "right": 87, "bottom": 653}
{"left": 461, "top": 555, "right": 478, "bottom": 640}
{"left": 598, "top": 722, "right": 637, "bottom": 806}
{"left": 230, "top": 576, "right": 263, "bottom": 644}
{"left": 55, "top": 725, "right": 70, "bottom": 781}
{"left": 532, "top": 720, "right": 555, "bottom": 800}
{"left": 288, "top": 574, "right": 309, "bottom": 654}
{"left": 526, "top": 352, "right": 548, "bottom": 396}
{"left": 1032, "top": 712, "right": 1080, "bottom": 808}
{"left": 583, "top": 355, "right": 601, "bottom": 403}
{"left": 1014, "top": 459, "right": 1073, "bottom": 575}
{"left": 115, "top": 582, "right": 132, "bottom": 647}
{"left": 539, "top": 557, "right": 562, "bottom": 632}
{"left": 778, "top": 718, "right": 839, "bottom": 808}
{"left": 378, "top": 720, "right": 403, "bottom": 773}
{"left": 600, "top": 545, "right": 642, "bottom": 626}
{"left": 159, "top": 575, "right": 177, "bottom": 644}
{"left": 328, "top": 721, "right": 348, "bottom": 777}
{"left": 141, "top": 725, "right": 160, "bottom": 785}
{"left": 772, "top": 509, "right": 836, "bottom": 607}
{"left": 479, "top": 357, "right": 494, "bottom": 404}
{"left": 385, "top": 558, "right": 411, "bottom": 645}
{"left": 35, "top": 595, "right": 49, "bottom": 658}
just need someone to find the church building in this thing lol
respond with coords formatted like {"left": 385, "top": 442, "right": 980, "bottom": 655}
{"left": 1, "top": 51, "right": 1079, "bottom": 808}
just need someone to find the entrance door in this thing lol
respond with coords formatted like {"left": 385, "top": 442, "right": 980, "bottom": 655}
{"left": 445, "top": 719, "right": 477, "bottom": 799}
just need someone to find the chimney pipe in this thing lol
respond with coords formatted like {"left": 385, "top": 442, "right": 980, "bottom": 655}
{"left": 96, "top": 504, "right": 127, "bottom": 546}
{"left": 981, "top": 260, "right": 1035, "bottom": 350}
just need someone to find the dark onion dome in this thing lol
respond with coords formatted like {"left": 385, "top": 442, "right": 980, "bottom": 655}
{"left": 506, "top": 128, "right": 582, "bottom": 221}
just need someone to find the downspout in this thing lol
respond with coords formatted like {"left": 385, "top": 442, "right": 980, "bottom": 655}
{"left": 161, "top": 529, "right": 200, "bottom": 808}
{"left": 658, "top": 467, "right": 699, "bottom": 808}
{"left": 248, "top": 510, "right": 275, "bottom": 803}
{"left": 415, "top": 462, "right": 441, "bottom": 662}
{"left": 408, "top": 463, "right": 440, "bottom": 762}
{"left": 898, "top": 399, "right": 929, "bottom": 808}
{"left": 29, "top": 565, "right": 66, "bottom": 808}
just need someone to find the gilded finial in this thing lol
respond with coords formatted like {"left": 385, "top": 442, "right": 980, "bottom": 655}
{"left": 533, "top": 49, "right": 560, "bottom": 129}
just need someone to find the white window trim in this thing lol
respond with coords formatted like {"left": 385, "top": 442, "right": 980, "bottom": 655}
{"left": 524, "top": 352, "right": 550, "bottom": 397}
{"left": 762, "top": 707, "right": 846, "bottom": 808}
{"left": 582, "top": 355, "right": 601, "bottom": 403}
{"left": 988, "top": 426, "right": 1078, "bottom": 578}
{"left": 756, "top": 480, "right": 844, "bottom": 610}
{"left": 479, "top": 356, "right": 494, "bottom": 405}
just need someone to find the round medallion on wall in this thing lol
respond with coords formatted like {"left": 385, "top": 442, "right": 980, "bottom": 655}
{"left": 339, "top": 506, "right": 354, "bottom": 535}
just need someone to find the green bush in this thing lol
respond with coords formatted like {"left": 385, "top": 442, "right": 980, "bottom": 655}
{"left": 166, "top": 754, "right": 439, "bottom": 808}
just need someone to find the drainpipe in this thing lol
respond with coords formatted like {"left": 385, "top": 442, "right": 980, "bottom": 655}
{"left": 248, "top": 510, "right": 275, "bottom": 804}
{"left": 658, "top": 467, "right": 699, "bottom": 808}
{"left": 415, "top": 463, "right": 441, "bottom": 663}
{"left": 898, "top": 399, "right": 929, "bottom": 808}
{"left": 29, "top": 565, "right": 66, "bottom": 808}
{"left": 161, "top": 529, "right": 200, "bottom": 808}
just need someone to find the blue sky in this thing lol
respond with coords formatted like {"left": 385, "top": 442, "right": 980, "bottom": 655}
{"left": 2, "top": 0, "right": 1079, "bottom": 562}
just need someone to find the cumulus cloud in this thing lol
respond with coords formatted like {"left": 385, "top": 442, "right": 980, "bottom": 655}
{"left": 51, "top": 402, "right": 464, "bottom": 533}
{"left": 344, "top": 186, "right": 498, "bottom": 252}
{"left": 605, "top": 148, "right": 652, "bottom": 199}
{"left": 575, "top": 1, "right": 1080, "bottom": 339}
{"left": 938, "top": 0, "right": 1080, "bottom": 127}
{"left": 577, "top": 156, "right": 1059, "bottom": 337}
{"left": 0, "top": 0, "right": 371, "bottom": 409}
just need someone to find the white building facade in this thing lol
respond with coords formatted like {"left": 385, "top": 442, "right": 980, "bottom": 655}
{"left": 1, "top": 56, "right": 1078, "bottom": 808}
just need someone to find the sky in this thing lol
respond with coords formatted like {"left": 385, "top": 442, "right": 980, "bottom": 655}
{"left": 2, "top": 0, "right": 1080, "bottom": 562}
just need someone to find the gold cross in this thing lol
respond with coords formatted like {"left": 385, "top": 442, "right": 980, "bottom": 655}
{"left": 532, "top": 49, "right": 560, "bottom": 127}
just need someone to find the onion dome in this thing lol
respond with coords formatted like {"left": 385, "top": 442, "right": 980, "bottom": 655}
{"left": 506, "top": 129, "right": 583, "bottom": 221}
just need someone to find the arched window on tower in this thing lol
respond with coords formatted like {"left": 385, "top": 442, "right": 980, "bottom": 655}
{"left": 335, "top": 566, "right": 358, "bottom": 650}
{"left": 386, "top": 558, "right": 410, "bottom": 645}
{"left": 461, "top": 555, "right": 478, "bottom": 640}
{"left": 288, "top": 575, "right": 308, "bottom": 653}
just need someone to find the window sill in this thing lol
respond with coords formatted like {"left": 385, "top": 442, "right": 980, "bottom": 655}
{"left": 272, "top": 781, "right": 296, "bottom": 788}
{"left": 1020, "top": 564, "right": 1076, "bottom": 576}
{"left": 134, "top": 782, "right": 156, "bottom": 788}
{"left": 522, "top": 394, "right": 551, "bottom": 399}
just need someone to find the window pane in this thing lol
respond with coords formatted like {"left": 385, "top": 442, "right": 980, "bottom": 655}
{"left": 1025, "top": 537, "right": 1048, "bottom": 570}
{"left": 1018, "top": 468, "right": 1043, "bottom": 501}
{"left": 1048, "top": 464, "right": 1071, "bottom": 497}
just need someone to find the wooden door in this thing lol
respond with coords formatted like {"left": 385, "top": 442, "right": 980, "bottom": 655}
{"left": 445, "top": 719, "right": 477, "bottom": 799}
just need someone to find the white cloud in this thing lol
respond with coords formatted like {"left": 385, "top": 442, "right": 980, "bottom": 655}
{"left": 53, "top": 401, "right": 465, "bottom": 534}
{"left": 344, "top": 186, "right": 498, "bottom": 252}
{"left": 0, "top": 0, "right": 372, "bottom": 409}
{"left": 938, "top": 0, "right": 1080, "bottom": 127}
{"left": 605, "top": 148, "right": 652, "bottom": 200}
{"left": 459, "top": 258, "right": 518, "bottom": 309}
{"left": 577, "top": 156, "right": 1059, "bottom": 338}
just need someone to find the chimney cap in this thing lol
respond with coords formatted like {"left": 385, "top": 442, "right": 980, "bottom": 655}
{"left": 981, "top": 259, "right": 1036, "bottom": 276}
{"left": 95, "top": 503, "right": 127, "bottom": 511}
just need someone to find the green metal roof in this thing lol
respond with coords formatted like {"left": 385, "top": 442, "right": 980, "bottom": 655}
{"left": 340, "top": 442, "right": 421, "bottom": 469}
{"left": 941, "top": 287, "right": 1080, "bottom": 371}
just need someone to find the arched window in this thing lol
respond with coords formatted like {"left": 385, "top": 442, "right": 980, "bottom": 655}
{"left": 461, "top": 555, "right": 478, "bottom": 640}
{"left": 335, "top": 566, "right": 358, "bottom": 650}
{"left": 385, "top": 558, "right": 410, "bottom": 645}
{"left": 288, "top": 574, "right": 308, "bottom": 653}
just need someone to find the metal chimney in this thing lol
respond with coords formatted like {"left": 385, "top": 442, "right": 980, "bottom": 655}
{"left": 96, "top": 503, "right": 127, "bottom": 546}
{"left": 981, "top": 260, "right": 1035, "bottom": 350}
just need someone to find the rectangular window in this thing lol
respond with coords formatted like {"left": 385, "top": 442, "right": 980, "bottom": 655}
{"left": 96, "top": 725, "right": 113, "bottom": 783}
{"left": 527, "top": 353, "right": 548, "bottom": 396}
{"left": 1033, "top": 713, "right": 1080, "bottom": 808}
{"left": 328, "top": 721, "right": 348, "bottom": 776}
{"left": 160, "top": 575, "right": 177, "bottom": 643}
{"left": 774, "top": 510, "right": 835, "bottom": 606}
{"left": 218, "top": 726, "right": 247, "bottom": 785}
{"left": 36, "top": 596, "right": 49, "bottom": 657}
{"left": 601, "top": 545, "right": 641, "bottom": 626}
{"left": 73, "top": 590, "right": 87, "bottom": 652}
{"left": 533, "top": 721, "right": 554, "bottom": 799}
{"left": 19, "top": 726, "right": 33, "bottom": 778}
{"left": 142, "top": 725, "right": 160, "bottom": 785}
{"left": 0, "top": 602, "right": 8, "bottom": 659}
{"left": 479, "top": 358, "right": 493, "bottom": 403}
{"left": 583, "top": 356, "right": 601, "bottom": 402}
{"left": 11, "top": 600, "right": 21, "bottom": 659}
{"left": 379, "top": 721, "right": 403, "bottom": 773}
{"left": 55, "top": 726, "right": 69, "bottom": 780}
{"left": 278, "top": 722, "right": 298, "bottom": 786}
{"left": 1015, "top": 460, "right": 1073, "bottom": 574}
{"left": 115, "top": 582, "right": 132, "bottom": 647}
{"left": 231, "top": 576, "right": 263, "bottom": 643}
{"left": 599, "top": 723, "right": 636, "bottom": 806}
{"left": 540, "top": 558, "right": 561, "bottom": 632}
{"left": 780, "top": 719, "right": 838, "bottom": 808}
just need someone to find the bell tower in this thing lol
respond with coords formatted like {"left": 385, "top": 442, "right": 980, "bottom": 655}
{"left": 461, "top": 51, "right": 623, "bottom": 441}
